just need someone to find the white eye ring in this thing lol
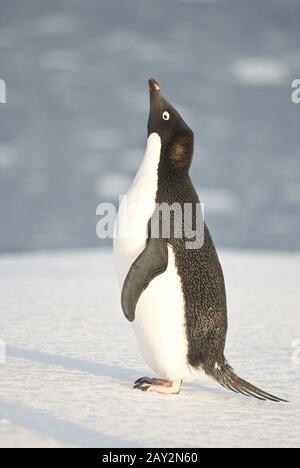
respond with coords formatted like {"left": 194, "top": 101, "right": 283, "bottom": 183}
{"left": 162, "top": 111, "right": 170, "bottom": 121}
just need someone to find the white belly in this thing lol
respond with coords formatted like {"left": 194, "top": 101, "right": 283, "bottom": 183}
{"left": 133, "top": 245, "right": 192, "bottom": 380}
{"left": 113, "top": 133, "right": 193, "bottom": 381}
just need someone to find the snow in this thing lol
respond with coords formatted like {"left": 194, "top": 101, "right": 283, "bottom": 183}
{"left": 0, "top": 248, "right": 299, "bottom": 448}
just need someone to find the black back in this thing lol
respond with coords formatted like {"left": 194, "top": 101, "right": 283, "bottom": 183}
{"left": 149, "top": 78, "right": 228, "bottom": 370}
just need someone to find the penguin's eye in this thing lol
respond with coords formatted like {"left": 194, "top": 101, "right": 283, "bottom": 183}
{"left": 162, "top": 111, "right": 170, "bottom": 121}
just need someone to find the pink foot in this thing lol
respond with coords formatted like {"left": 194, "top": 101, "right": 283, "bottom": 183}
{"left": 134, "top": 377, "right": 182, "bottom": 394}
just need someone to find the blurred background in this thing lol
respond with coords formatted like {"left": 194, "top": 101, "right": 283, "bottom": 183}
{"left": 0, "top": 0, "right": 299, "bottom": 254}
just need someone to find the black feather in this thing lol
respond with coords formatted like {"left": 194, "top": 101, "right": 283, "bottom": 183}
{"left": 209, "top": 362, "right": 288, "bottom": 403}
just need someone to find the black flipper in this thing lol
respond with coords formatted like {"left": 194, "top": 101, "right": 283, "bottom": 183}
{"left": 121, "top": 213, "right": 169, "bottom": 322}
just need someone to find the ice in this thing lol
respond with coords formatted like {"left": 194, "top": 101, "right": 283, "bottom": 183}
{"left": 0, "top": 248, "right": 299, "bottom": 448}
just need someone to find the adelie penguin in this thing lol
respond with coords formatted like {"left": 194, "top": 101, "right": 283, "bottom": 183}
{"left": 114, "top": 78, "right": 286, "bottom": 402}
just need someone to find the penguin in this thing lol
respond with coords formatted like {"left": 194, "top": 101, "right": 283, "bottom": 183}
{"left": 113, "top": 78, "right": 286, "bottom": 402}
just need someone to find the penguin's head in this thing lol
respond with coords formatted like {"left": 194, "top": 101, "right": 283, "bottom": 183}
{"left": 148, "top": 78, "right": 194, "bottom": 173}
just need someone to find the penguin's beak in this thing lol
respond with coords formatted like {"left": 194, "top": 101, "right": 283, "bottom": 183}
{"left": 148, "top": 78, "right": 165, "bottom": 136}
{"left": 148, "top": 78, "right": 161, "bottom": 93}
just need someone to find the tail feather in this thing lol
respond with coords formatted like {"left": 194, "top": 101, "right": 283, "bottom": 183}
{"left": 210, "top": 362, "right": 287, "bottom": 403}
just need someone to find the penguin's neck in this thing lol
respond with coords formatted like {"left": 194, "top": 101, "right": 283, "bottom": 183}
{"left": 114, "top": 133, "right": 162, "bottom": 285}
{"left": 130, "top": 132, "right": 161, "bottom": 204}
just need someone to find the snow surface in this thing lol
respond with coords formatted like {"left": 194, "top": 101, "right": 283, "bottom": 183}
{"left": 0, "top": 248, "right": 299, "bottom": 448}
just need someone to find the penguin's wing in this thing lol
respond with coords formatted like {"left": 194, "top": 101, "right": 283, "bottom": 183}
{"left": 121, "top": 212, "right": 169, "bottom": 322}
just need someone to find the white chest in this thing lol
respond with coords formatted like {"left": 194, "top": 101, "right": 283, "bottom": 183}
{"left": 113, "top": 133, "right": 192, "bottom": 380}
{"left": 113, "top": 133, "right": 161, "bottom": 285}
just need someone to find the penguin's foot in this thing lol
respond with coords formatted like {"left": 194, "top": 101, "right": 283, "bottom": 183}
{"left": 134, "top": 377, "right": 182, "bottom": 394}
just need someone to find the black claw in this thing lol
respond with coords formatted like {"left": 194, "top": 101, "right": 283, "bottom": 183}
{"left": 134, "top": 376, "right": 153, "bottom": 386}
{"left": 134, "top": 378, "right": 144, "bottom": 385}
{"left": 133, "top": 378, "right": 152, "bottom": 391}
{"left": 134, "top": 382, "right": 146, "bottom": 390}
{"left": 136, "top": 383, "right": 142, "bottom": 388}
